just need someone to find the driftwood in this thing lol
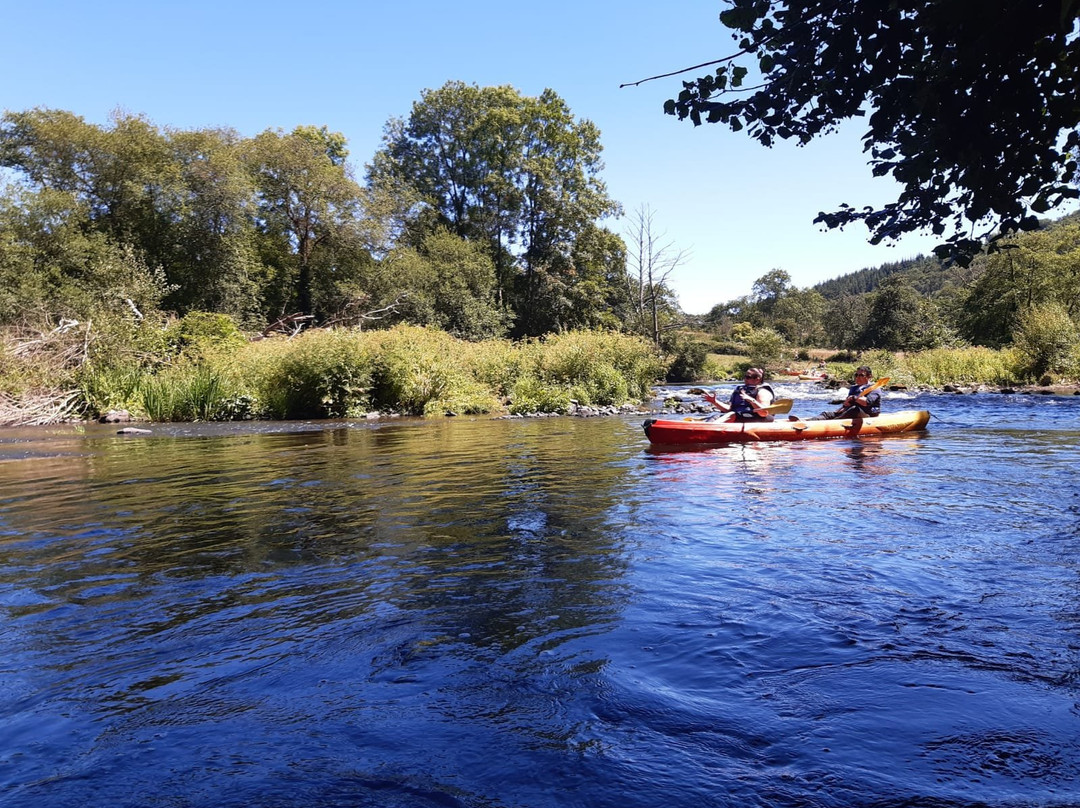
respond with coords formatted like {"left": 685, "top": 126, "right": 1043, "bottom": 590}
{"left": 1, "top": 320, "right": 92, "bottom": 426}
{"left": 257, "top": 313, "right": 316, "bottom": 339}
{"left": 259, "top": 297, "right": 408, "bottom": 336}
{"left": 0, "top": 389, "right": 82, "bottom": 427}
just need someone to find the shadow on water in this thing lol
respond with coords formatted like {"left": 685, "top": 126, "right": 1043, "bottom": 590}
{"left": 1, "top": 393, "right": 1079, "bottom": 807}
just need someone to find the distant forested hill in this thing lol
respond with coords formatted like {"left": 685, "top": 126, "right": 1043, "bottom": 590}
{"left": 812, "top": 211, "right": 1080, "bottom": 300}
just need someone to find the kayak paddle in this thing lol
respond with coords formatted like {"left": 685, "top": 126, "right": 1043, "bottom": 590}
{"left": 692, "top": 395, "right": 793, "bottom": 420}
{"left": 828, "top": 377, "right": 890, "bottom": 417}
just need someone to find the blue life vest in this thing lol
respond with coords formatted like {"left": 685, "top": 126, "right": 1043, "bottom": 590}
{"left": 845, "top": 383, "right": 881, "bottom": 417}
{"left": 731, "top": 383, "right": 775, "bottom": 419}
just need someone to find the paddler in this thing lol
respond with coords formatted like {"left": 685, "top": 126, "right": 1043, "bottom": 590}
{"left": 702, "top": 368, "right": 776, "bottom": 421}
{"left": 807, "top": 365, "right": 881, "bottom": 420}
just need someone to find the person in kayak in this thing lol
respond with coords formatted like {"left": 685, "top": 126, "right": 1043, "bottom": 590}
{"left": 807, "top": 366, "right": 881, "bottom": 420}
{"left": 703, "top": 368, "right": 776, "bottom": 421}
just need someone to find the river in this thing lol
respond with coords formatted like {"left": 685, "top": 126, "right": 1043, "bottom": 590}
{"left": 2, "top": 384, "right": 1079, "bottom": 807}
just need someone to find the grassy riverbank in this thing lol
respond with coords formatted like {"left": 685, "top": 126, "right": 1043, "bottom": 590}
{"left": 1, "top": 321, "right": 664, "bottom": 425}
{"left": 3, "top": 317, "right": 1076, "bottom": 427}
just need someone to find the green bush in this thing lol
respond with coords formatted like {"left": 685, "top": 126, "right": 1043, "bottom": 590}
{"left": 664, "top": 335, "right": 710, "bottom": 382}
{"left": 745, "top": 327, "right": 785, "bottom": 369}
{"left": 229, "top": 329, "right": 374, "bottom": 419}
{"left": 364, "top": 325, "right": 496, "bottom": 415}
{"left": 1011, "top": 303, "right": 1080, "bottom": 380}
{"left": 508, "top": 374, "right": 572, "bottom": 414}
{"left": 165, "top": 311, "right": 246, "bottom": 360}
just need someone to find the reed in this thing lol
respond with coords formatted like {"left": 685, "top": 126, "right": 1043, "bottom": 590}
{"left": 138, "top": 365, "right": 231, "bottom": 422}
{"left": 900, "top": 347, "right": 1021, "bottom": 387}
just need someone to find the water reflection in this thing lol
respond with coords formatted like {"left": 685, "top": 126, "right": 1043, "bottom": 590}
{"left": 2, "top": 401, "right": 1080, "bottom": 807}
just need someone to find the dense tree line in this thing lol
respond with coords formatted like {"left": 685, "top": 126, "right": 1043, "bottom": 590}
{"left": 0, "top": 85, "right": 669, "bottom": 341}
{"left": 702, "top": 214, "right": 1080, "bottom": 368}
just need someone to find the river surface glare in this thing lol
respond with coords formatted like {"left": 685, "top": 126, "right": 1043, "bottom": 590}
{"left": 2, "top": 386, "right": 1079, "bottom": 807}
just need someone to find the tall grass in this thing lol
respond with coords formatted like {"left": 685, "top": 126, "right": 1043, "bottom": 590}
{"left": 139, "top": 366, "right": 229, "bottom": 422}
{"left": 811, "top": 347, "right": 1022, "bottom": 388}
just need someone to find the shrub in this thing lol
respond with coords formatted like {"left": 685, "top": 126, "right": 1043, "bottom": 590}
{"left": 508, "top": 374, "right": 572, "bottom": 415}
{"left": 745, "top": 327, "right": 785, "bottom": 368}
{"left": 165, "top": 311, "right": 246, "bottom": 360}
{"left": 902, "top": 346, "right": 1019, "bottom": 386}
{"left": 228, "top": 329, "right": 374, "bottom": 419}
{"left": 1011, "top": 303, "right": 1080, "bottom": 380}
{"left": 664, "top": 335, "right": 710, "bottom": 382}
{"left": 365, "top": 325, "right": 496, "bottom": 415}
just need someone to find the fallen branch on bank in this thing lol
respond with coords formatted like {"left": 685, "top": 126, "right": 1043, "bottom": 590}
{"left": 0, "top": 389, "right": 83, "bottom": 427}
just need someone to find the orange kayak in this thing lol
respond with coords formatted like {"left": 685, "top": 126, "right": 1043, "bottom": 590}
{"left": 643, "top": 410, "right": 931, "bottom": 445}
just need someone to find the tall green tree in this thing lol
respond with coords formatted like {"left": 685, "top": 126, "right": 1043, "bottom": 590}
{"left": 860, "top": 276, "right": 948, "bottom": 351}
{"left": 0, "top": 110, "right": 268, "bottom": 321}
{"left": 244, "top": 126, "right": 365, "bottom": 319}
{"left": 370, "top": 81, "right": 619, "bottom": 335}
{"left": 749, "top": 269, "right": 792, "bottom": 318}
{"left": 656, "top": 1, "right": 1080, "bottom": 263}
{"left": 772, "top": 287, "right": 825, "bottom": 345}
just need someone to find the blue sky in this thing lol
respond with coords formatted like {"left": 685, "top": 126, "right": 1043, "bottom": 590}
{"left": 3, "top": 0, "right": 944, "bottom": 313}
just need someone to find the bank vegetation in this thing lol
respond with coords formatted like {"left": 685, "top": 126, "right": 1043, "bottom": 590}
{"left": 2, "top": 91, "right": 1079, "bottom": 426}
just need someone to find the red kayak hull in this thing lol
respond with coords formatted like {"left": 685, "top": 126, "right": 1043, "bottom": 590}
{"left": 643, "top": 410, "right": 931, "bottom": 445}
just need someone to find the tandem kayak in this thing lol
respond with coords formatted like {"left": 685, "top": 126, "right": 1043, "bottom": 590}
{"left": 642, "top": 410, "right": 931, "bottom": 446}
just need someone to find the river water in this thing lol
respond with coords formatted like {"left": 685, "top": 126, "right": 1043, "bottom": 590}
{"left": 2, "top": 384, "right": 1079, "bottom": 808}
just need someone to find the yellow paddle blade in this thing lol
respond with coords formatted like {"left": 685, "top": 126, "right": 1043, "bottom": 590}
{"left": 761, "top": 398, "right": 793, "bottom": 414}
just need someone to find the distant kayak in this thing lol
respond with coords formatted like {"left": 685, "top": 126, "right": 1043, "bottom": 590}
{"left": 798, "top": 373, "right": 828, "bottom": 381}
{"left": 643, "top": 410, "right": 931, "bottom": 445}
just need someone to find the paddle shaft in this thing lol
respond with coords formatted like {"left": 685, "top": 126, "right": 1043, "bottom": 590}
{"left": 831, "top": 377, "right": 889, "bottom": 416}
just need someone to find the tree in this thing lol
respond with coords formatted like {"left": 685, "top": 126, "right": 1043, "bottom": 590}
{"left": 371, "top": 229, "right": 507, "bottom": 340}
{"left": 1012, "top": 302, "right": 1080, "bottom": 379}
{"left": 860, "top": 276, "right": 948, "bottom": 351}
{"left": 750, "top": 269, "right": 792, "bottom": 317}
{"left": 0, "top": 110, "right": 268, "bottom": 321}
{"left": 244, "top": 126, "right": 364, "bottom": 318}
{"left": 823, "top": 295, "right": 870, "bottom": 349}
{"left": 562, "top": 223, "right": 633, "bottom": 331}
{"left": 370, "top": 81, "right": 619, "bottom": 335}
{"left": 772, "top": 287, "right": 825, "bottom": 345}
{"left": 623, "top": 205, "right": 687, "bottom": 346}
{"left": 654, "top": 1, "right": 1080, "bottom": 263}
{"left": 959, "top": 219, "right": 1080, "bottom": 346}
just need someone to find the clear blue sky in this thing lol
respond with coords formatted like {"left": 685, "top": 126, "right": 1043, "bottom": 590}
{"left": 3, "top": 0, "right": 943, "bottom": 314}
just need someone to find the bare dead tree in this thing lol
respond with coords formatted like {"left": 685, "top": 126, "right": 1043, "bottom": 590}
{"left": 623, "top": 205, "right": 690, "bottom": 346}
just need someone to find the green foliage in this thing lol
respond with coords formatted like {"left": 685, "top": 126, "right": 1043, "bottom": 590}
{"left": 1011, "top": 303, "right": 1080, "bottom": 380}
{"left": 663, "top": 334, "right": 710, "bottom": 382}
{"left": 370, "top": 81, "right": 620, "bottom": 336}
{"left": 371, "top": 230, "right": 507, "bottom": 340}
{"left": 164, "top": 311, "right": 246, "bottom": 359}
{"left": 468, "top": 339, "right": 529, "bottom": 398}
{"left": 77, "top": 361, "right": 143, "bottom": 413}
{"left": 666, "top": 1, "right": 1080, "bottom": 263}
{"left": 138, "top": 365, "right": 230, "bottom": 422}
{"left": 744, "top": 327, "right": 784, "bottom": 368}
{"left": 508, "top": 375, "right": 572, "bottom": 415}
{"left": 901, "top": 347, "right": 1021, "bottom": 387}
{"left": 702, "top": 354, "right": 741, "bottom": 380}
{"left": 230, "top": 329, "right": 374, "bottom": 419}
{"left": 861, "top": 277, "right": 951, "bottom": 351}
{"left": 731, "top": 322, "right": 754, "bottom": 341}
{"left": 364, "top": 326, "right": 494, "bottom": 416}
